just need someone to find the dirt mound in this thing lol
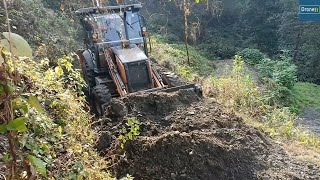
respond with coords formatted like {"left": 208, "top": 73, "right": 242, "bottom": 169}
{"left": 114, "top": 131, "right": 264, "bottom": 179}
{"left": 97, "top": 91, "right": 320, "bottom": 179}
{"left": 96, "top": 90, "right": 199, "bottom": 151}
{"left": 123, "top": 89, "right": 199, "bottom": 116}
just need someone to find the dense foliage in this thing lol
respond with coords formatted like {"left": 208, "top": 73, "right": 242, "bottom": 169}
{"left": 0, "top": 0, "right": 82, "bottom": 60}
{"left": 0, "top": 29, "right": 109, "bottom": 178}
{"left": 142, "top": 0, "right": 320, "bottom": 84}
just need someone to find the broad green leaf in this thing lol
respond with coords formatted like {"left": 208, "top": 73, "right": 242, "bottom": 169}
{"left": 28, "top": 96, "right": 44, "bottom": 113}
{"left": 6, "top": 117, "right": 28, "bottom": 132}
{"left": 0, "top": 124, "right": 7, "bottom": 133}
{"left": 28, "top": 155, "right": 47, "bottom": 177}
{"left": 0, "top": 32, "right": 32, "bottom": 58}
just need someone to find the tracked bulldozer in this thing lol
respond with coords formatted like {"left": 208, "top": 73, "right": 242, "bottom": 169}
{"left": 76, "top": 3, "right": 201, "bottom": 116}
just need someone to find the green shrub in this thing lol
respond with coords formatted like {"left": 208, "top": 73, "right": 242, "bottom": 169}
{"left": 213, "top": 55, "right": 263, "bottom": 114}
{"left": 262, "top": 80, "right": 293, "bottom": 107}
{"left": 272, "top": 60, "right": 297, "bottom": 89}
{"left": 266, "top": 107, "right": 297, "bottom": 138}
{"left": 237, "top": 48, "right": 266, "bottom": 65}
{"left": 198, "top": 42, "right": 237, "bottom": 59}
{"left": 256, "top": 58, "right": 275, "bottom": 78}
{"left": 257, "top": 58, "right": 297, "bottom": 89}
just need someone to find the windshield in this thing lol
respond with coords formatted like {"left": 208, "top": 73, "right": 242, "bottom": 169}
{"left": 90, "top": 12, "right": 143, "bottom": 44}
{"left": 93, "top": 14, "right": 126, "bottom": 42}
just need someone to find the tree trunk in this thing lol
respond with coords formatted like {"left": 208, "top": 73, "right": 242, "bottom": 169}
{"left": 183, "top": 0, "right": 190, "bottom": 65}
{"left": 293, "top": 28, "right": 303, "bottom": 63}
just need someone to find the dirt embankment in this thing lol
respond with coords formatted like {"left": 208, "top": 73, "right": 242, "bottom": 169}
{"left": 97, "top": 90, "right": 320, "bottom": 180}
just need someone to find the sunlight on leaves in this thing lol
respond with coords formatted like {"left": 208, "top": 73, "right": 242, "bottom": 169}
{"left": 55, "top": 66, "right": 64, "bottom": 78}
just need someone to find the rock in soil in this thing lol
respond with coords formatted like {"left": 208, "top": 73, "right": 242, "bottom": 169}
{"left": 96, "top": 90, "right": 320, "bottom": 180}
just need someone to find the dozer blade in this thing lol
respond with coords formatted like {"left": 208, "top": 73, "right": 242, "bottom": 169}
{"left": 138, "top": 83, "right": 203, "bottom": 97}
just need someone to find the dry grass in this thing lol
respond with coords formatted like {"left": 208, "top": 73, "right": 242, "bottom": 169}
{"left": 283, "top": 142, "right": 320, "bottom": 166}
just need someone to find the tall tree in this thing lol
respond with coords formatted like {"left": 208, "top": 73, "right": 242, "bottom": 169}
{"left": 172, "top": 0, "right": 222, "bottom": 64}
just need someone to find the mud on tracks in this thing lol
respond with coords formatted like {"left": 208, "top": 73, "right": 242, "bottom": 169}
{"left": 96, "top": 90, "right": 320, "bottom": 180}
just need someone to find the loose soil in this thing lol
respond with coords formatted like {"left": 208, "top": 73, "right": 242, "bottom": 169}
{"left": 97, "top": 90, "right": 320, "bottom": 180}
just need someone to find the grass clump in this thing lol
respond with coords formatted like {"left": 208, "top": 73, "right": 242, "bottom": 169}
{"left": 150, "top": 36, "right": 213, "bottom": 80}
{"left": 291, "top": 82, "right": 320, "bottom": 111}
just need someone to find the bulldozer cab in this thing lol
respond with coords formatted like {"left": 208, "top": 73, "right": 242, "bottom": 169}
{"left": 78, "top": 4, "right": 147, "bottom": 52}
{"left": 77, "top": 4, "right": 156, "bottom": 95}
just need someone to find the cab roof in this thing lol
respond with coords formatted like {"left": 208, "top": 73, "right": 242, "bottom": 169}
{"left": 76, "top": 4, "right": 142, "bottom": 15}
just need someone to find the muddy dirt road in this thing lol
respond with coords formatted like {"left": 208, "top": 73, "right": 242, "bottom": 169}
{"left": 96, "top": 90, "right": 320, "bottom": 180}
{"left": 300, "top": 109, "right": 320, "bottom": 137}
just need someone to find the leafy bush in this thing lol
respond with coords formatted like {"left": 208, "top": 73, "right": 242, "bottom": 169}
{"left": 213, "top": 55, "right": 263, "bottom": 114}
{"left": 255, "top": 55, "right": 297, "bottom": 109}
{"left": 262, "top": 80, "right": 292, "bottom": 106}
{"left": 272, "top": 60, "right": 297, "bottom": 89}
{"left": 198, "top": 42, "right": 237, "bottom": 60}
{"left": 266, "top": 107, "right": 297, "bottom": 138}
{"left": 1, "top": 51, "right": 110, "bottom": 178}
{"left": 256, "top": 58, "right": 275, "bottom": 78}
{"left": 257, "top": 58, "right": 297, "bottom": 89}
{"left": 237, "top": 48, "right": 266, "bottom": 65}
